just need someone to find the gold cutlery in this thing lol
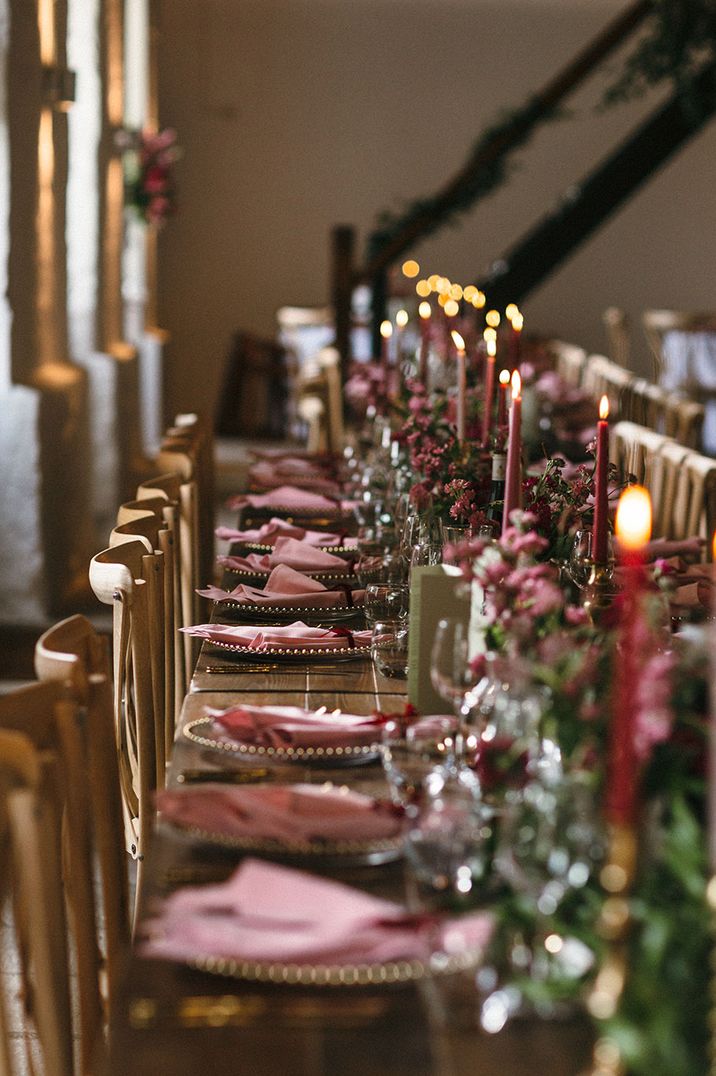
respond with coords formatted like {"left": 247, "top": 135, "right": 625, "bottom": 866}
{"left": 176, "top": 767, "right": 270, "bottom": 784}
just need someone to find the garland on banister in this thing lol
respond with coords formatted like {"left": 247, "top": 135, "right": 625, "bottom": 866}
{"left": 367, "top": 0, "right": 716, "bottom": 263}
{"left": 366, "top": 100, "right": 564, "bottom": 263}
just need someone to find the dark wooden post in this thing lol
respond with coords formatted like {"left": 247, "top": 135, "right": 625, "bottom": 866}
{"left": 370, "top": 269, "right": 388, "bottom": 360}
{"left": 330, "top": 224, "right": 355, "bottom": 384}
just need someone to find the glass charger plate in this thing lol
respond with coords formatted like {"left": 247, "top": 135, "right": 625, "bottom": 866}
{"left": 183, "top": 716, "right": 380, "bottom": 764}
{"left": 214, "top": 601, "right": 362, "bottom": 624}
{"left": 205, "top": 639, "right": 370, "bottom": 661}
{"left": 160, "top": 783, "right": 403, "bottom": 864}
{"left": 185, "top": 944, "right": 483, "bottom": 988}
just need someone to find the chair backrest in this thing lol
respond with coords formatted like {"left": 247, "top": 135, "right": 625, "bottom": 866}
{"left": 34, "top": 615, "right": 131, "bottom": 999}
{"left": 665, "top": 446, "right": 716, "bottom": 542}
{"left": 549, "top": 341, "right": 587, "bottom": 387}
{"left": 663, "top": 393, "right": 705, "bottom": 449}
{"left": 88, "top": 540, "right": 158, "bottom": 907}
{"left": 602, "top": 306, "right": 630, "bottom": 369}
{"left": 0, "top": 685, "right": 102, "bottom": 1076}
{"left": 119, "top": 496, "right": 183, "bottom": 722}
{"left": 583, "top": 354, "right": 633, "bottom": 418}
{"left": 138, "top": 471, "right": 197, "bottom": 686}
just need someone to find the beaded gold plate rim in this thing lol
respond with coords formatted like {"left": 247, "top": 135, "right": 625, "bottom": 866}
{"left": 205, "top": 639, "right": 371, "bottom": 660}
{"left": 183, "top": 717, "right": 380, "bottom": 761}
{"left": 238, "top": 542, "right": 358, "bottom": 558}
{"left": 161, "top": 785, "right": 403, "bottom": 860}
{"left": 223, "top": 567, "right": 357, "bottom": 585}
{"left": 215, "top": 600, "right": 361, "bottom": 622}
{"left": 186, "top": 946, "right": 482, "bottom": 987}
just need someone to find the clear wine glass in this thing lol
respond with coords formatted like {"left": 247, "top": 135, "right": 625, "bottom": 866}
{"left": 567, "top": 529, "right": 593, "bottom": 588}
{"left": 430, "top": 619, "right": 474, "bottom": 712}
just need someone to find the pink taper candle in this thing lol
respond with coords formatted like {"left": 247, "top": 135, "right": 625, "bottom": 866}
{"left": 497, "top": 368, "right": 510, "bottom": 428}
{"left": 592, "top": 395, "right": 610, "bottom": 565}
{"left": 451, "top": 330, "right": 466, "bottom": 443}
{"left": 481, "top": 338, "right": 496, "bottom": 446}
{"left": 607, "top": 485, "right": 652, "bottom": 827}
{"left": 502, "top": 370, "right": 522, "bottom": 532}
{"left": 418, "top": 302, "right": 431, "bottom": 383}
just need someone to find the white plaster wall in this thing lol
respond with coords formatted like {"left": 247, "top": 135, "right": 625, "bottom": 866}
{"left": 0, "top": 385, "right": 46, "bottom": 624}
{"left": 156, "top": 0, "right": 716, "bottom": 423}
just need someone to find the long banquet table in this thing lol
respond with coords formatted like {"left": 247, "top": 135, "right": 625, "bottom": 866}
{"left": 105, "top": 634, "right": 593, "bottom": 1075}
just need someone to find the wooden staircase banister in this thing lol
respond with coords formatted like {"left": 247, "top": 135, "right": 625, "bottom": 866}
{"left": 356, "top": 0, "right": 653, "bottom": 284}
{"left": 477, "top": 59, "right": 716, "bottom": 310}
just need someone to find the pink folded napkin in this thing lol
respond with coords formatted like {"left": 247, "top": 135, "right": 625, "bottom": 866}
{"left": 644, "top": 536, "right": 706, "bottom": 561}
{"left": 248, "top": 461, "right": 341, "bottom": 497}
{"left": 181, "top": 620, "right": 371, "bottom": 651}
{"left": 198, "top": 564, "right": 363, "bottom": 608}
{"left": 671, "top": 579, "right": 714, "bottom": 611}
{"left": 215, "top": 518, "right": 355, "bottom": 548}
{"left": 209, "top": 702, "right": 385, "bottom": 748}
{"left": 227, "top": 485, "right": 347, "bottom": 512}
{"left": 218, "top": 537, "right": 354, "bottom": 575}
{"left": 142, "top": 857, "right": 493, "bottom": 967}
{"left": 157, "top": 783, "right": 403, "bottom": 843}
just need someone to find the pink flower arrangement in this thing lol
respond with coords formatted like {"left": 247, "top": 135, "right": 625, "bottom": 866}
{"left": 125, "top": 127, "right": 180, "bottom": 226}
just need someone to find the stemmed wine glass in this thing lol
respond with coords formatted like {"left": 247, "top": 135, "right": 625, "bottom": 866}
{"left": 430, "top": 618, "right": 477, "bottom": 748}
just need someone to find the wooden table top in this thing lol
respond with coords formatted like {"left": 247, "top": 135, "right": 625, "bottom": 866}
{"left": 106, "top": 566, "right": 592, "bottom": 1074}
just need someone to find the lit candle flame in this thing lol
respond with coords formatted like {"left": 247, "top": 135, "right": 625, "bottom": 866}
{"left": 415, "top": 279, "right": 431, "bottom": 297}
{"left": 499, "top": 369, "right": 511, "bottom": 386}
{"left": 505, "top": 303, "right": 519, "bottom": 321}
{"left": 444, "top": 299, "right": 460, "bottom": 318}
{"left": 380, "top": 320, "right": 393, "bottom": 340}
{"left": 487, "top": 338, "right": 497, "bottom": 357}
{"left": 486, "top": 309, "right": 501, "bottom": 328}
{"left": 418, "top": 301, "right": 432, "bottom": 319}
{"left": 512, "top": 312, "right": 524, "bottom": 332}
{"left": 396, "top": 309, "right": 409, "bottom": 329}
{"left": 511, "top": 370, "right": 521, "bottom": 399}
{"left": 451, "top": 330, "right": 466, "bottom": 353}
{"left": 599, "top": 395, "right": 610, "bottom": 421}
{"left": 615, "top": 485, "right": 652, "bottom": 550}
{"left": 483, "top": 327, "right": 497, "bottom": 343}
{"left": 712, "top": 529, "right": 716, "bottom": 563}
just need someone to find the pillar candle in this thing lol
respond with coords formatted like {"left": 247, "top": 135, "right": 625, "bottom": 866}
{"left": 481, "top": 339, "right": 496, "bottom": 446}
{"left": 501, "top": 370, "right": 522, "bottom": 531}
{"left": 592, "top": 395, "right": 610, "bottom": 565}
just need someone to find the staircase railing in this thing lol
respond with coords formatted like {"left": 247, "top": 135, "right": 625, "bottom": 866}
{"left": 330, "top": 0, "right": 673, "bottom": 376}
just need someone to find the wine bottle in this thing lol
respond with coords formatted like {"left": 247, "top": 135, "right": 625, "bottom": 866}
{"left": 487, "top": 447, "right": 506, "bottom": 529}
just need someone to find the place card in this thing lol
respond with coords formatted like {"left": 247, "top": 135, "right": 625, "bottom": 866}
{"left": 407, "top": 565, "right": 470, "bottom": 713}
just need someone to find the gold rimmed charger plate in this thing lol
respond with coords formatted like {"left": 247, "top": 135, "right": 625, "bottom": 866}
{"left": 223, "top": 566, "right": 359, "bottom": 587}
{"left": 185, "top": 945, "right": 483, "bottom": 988}
{"left": 214, "top": 600, "right": 362, "bottom": 624}
{"left": 237, "top": 541, "right": 358, "bottom": 560}
{"left": 160, "top": 784, "right": 403, "bottom": 865}
{"left": 205, "top": 639, "right": 370, "bottom": 661}
{"left": 183, "top": 716, "right": 380, "bottom": 764}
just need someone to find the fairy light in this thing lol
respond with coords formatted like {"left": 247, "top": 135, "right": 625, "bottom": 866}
{"left": 415, "top": 279, "right": 431, "bottom": 297}
{"left": 486, "top": 309, "right": 501, "bottom": 328}
{"left": 395, "top": 309, "right": 409, "bottom": 329}
{"left": 444, "top": 299, "right": 460, "bottom": 318}
{"left": 402, "top": 259, "right": 420, "bottom": 278}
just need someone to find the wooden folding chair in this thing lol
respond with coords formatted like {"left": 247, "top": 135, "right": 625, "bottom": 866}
{"left": 0, "top": 684, "right": 104, "bottom": 1076}
{"left": 34, "top": 614, "right": 131, "bottom": 997}
{"left": 89, "top": 541, "right": 158, "bottom": 909}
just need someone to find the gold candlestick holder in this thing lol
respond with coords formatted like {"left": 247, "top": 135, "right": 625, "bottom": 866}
{"left": 584, "top": 823, "right": 637, "bottom": 1076}
{"left": 582, "top": 561, "right": 617, "bottom": 626}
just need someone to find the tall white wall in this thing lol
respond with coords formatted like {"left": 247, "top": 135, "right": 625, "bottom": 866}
{"left": 156, "top": 0, "right": 716, "bottom": 420}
